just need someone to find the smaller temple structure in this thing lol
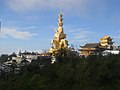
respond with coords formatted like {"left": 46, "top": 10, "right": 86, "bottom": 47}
{"left": 49, "top": 12, "right": 68, "bottom": 55}
{"left": 80, "top": 43, "right": 101, "bottom": 56}
{"left": 99, "top": 36, "right": 113, "bottom": 49}
{"left": 80, "top": 36, "right": 113, "bottom": 57}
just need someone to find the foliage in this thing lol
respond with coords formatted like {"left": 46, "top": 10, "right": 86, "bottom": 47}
{"left": 1, "top": 54, "right": 120, "bottom": 90}
{"left": 0, "top": 54, "right": 8, "bottom": 63}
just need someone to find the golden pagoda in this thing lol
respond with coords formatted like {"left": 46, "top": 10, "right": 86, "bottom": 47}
{"left": 99, "top": 36, "right": 113, "bottom": 47}
{"left": 49, "top": 12, "right": 68, "bottom": 55}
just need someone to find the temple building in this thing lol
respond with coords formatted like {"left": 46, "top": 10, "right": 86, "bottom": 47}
{"left": 99, "top": 36, "right": 113, "bottom": 49}
{"left": 49, "top": 12, "right": 68, "bottom": 55}
{"left": 80, "top": 43, "right": 101, "bottom": 56}
{"left": 79, "top": 36, "right": 113, "bottom": 57}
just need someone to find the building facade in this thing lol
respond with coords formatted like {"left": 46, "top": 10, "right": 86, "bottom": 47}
{"left": 80, "top": 36, "right": 114, "bottom": 57}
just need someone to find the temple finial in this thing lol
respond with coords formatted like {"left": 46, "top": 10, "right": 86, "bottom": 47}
{"left": 59, "top": 11, "right": 63, "bottom": 17}
{"left": 58, "top": 11, "right": 63, "bottom": 27}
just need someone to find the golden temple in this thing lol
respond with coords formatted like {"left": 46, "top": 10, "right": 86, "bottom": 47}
{"left": 80, "top": 36, "right": 113, "bottom": 57}
{"left": 99, "top": 36, "right": 113, "bottom": 47}
{"left": 49, "top": 12, "right": 68, "bottom": 55}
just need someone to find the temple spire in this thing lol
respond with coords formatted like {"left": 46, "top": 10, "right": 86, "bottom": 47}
{"left": 58, "top": 11, "right": 63, "bottom": 27}
{"left": 49, "top": 12, "right": 68, "bottom": 55}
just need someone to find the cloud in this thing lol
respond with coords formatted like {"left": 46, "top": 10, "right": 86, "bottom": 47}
{"left": 65, "top": 27, "right": 101, "bottom": 45}
{"left": 66, "top": 27, "right": 89, "bottom": 33}
{"left": 21, "top": 26, "right": 37, "bottom": 30}
{"left": 66, "top": 27, "right": 90, "bottom": 44}
{"left": 6, "top": 0, "right": 104, "bottom": 14}
{"left": 0, "top": 27, "right": 36, "bottom": 40}
{"left": 6, "top": 0, "right": 83, "bottom": 11}
{"left": 71, "top": 31, "right": 92, "bottom": 44}
{"left": 74, "top": 30, "right": 92, "bottom": 39}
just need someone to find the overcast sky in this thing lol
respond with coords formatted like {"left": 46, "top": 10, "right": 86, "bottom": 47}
{"left": 1, "top": 0, "right": 120, "bottom": 54}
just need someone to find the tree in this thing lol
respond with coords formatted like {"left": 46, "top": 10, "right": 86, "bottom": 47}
{"left": 0, "top": 54, "right": 8, "bottom": 63}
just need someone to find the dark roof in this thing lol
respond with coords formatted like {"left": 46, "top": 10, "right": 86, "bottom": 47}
{"left": 22, "top": 52, "right": 37, "bottom": 55}
{"left": 9, "top": 53, "right": 17, "bottom": 57}
{"left": 81, "top": 43, "right": 100, "bottom": 48}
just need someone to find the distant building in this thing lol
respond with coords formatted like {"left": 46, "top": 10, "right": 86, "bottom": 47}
{"left": 79, "top": 36, "right": 114, "bottom": 57}
{"left": 99, "top": 36, "right": 113, "bottom": 48}
{"left": 20, "top": 51, "right": 38, "bottom": 60}
{"left": 80, "top": 43, "right": 104, "bottom": 57}
{"left": 99, "top": 36, "right": 113, "bottom": 50}
{"left": 102, "top": 50, "right": 120, "bottom": 56}
{"left": 5, "top": 51, "right": 40, "bottom": 65}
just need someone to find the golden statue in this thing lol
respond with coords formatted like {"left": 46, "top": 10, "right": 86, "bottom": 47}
{"left": 49, "top": 12, "right": 68, "bottom": 55}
